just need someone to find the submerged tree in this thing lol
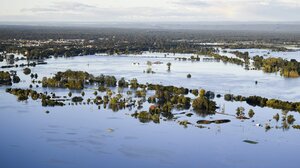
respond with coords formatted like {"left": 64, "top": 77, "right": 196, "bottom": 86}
{"left": 248, "top": 109, "right": 255, "bottom": 118}
{"left": 273, "top": 113, "right": 280, "bottom": 122}
{"left": 192, "top": 89, "right": 216, "bottom": 116}
{"left": 167, "top": 62, "right": 171, "bottom": 71}
{"left": 23, "top": 68, "right": 31, "bottom": 75}
{"left": 236, "top": 107, "right": 245, "bottom": 117}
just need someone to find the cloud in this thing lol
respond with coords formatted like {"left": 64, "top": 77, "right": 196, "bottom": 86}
{"left": 171, "top": 0, "right": 300, "bottom": 21}
{"left": 21, "top": 1, "right": 97, "bottom": 13}
{"left": 237, "top": 0, "right": 300, "bottom": 21}
{"left": 20, "top": 1, "right": 209, "bottom": 20}
{"left": 174, "top": 0, "right": 211, "bottom": 7}
{"left": 13, "top": 0, "right": 300, "bottom": 22}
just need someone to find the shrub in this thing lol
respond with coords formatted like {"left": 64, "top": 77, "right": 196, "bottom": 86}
{"left": 12, "top": 75, "right": 20, "bottom": 83}
{"left": 130, "top": 78, "right": 139, "bottom": 89}
{"left": 23, "top": 68, "right": 31, "bottom": 75}
{"left": 224, "top": 94, "right": 233, "bottom": 101}
{"left": 248, "top": 109, "right": 255, "bottom": 118}
{"left": 72, "top": 96, "right": 83, "bottom": 102}
{"left": 273, "top": 113, "right": 280, "bottom": 122}
{"left": 118, "top": 77, "right": 128, "bottom": 87}
{"left": 0, "top": 71, "right": 12, "bottom": 85}
{"left": 287, "top": 115, "right": 295, "bottom": 124}
{"left": 236, "top": 107, "right": 245, "bottom": 117}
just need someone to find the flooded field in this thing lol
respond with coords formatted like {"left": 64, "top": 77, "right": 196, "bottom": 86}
{"left": 222, "top": 48, "right": 300, "bottom": 61}
{"left": 1, "top": 52, "right": 300, "bottom": 168}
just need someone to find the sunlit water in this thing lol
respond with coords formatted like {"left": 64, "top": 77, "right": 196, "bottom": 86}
{"left": 1, "top": 53, "right": 300, "bottom": 168}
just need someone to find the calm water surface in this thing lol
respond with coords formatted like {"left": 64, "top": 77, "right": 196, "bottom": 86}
{"left": 1, "top": 53, "right": 300, "bottom": 168}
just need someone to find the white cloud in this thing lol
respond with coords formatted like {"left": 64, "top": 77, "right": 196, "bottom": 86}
{"left": 21, "top": 1, "right": 98, "bottom": 14}
{"left": 0, "top": 0, "right": 300, "bottom": 22}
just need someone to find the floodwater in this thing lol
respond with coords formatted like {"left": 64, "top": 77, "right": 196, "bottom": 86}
{"left": 222, "top": 48, "right": 300, "bottom": 61}
{"left": 1, "top": 52, "right": 300, "bottom": 168}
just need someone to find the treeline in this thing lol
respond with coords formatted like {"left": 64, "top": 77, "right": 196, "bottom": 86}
{"left": 41, "top": 70, "right": 217, "bottom": 117}
{"left": 197, "top": 48, "right": 300, "bottom": 78}
{"left": 223, "top": 44, "right": 290, "bottom": 52}
{"left": 198, "top": 49, "right": 245, "bottom": 66}
{"left": 2, "top": 39, "right": 204, "bottom": 59}
{"left": 42, "top": 70, "right": 121, "bottom": 90}
{"left": 230, "top": 51, "right": 250, "bottom": 64}
{"left": 6, "top": 69, "right": 300, "bottom": 123}
{"left": 41, "top": 70, "right": 300, "bottom": 115}
{"left": 42, "top": 70, "right": 91, "bottom": 89}
{"left": 224, "top": 94, "right": 300, "bottom": 112}
{"left": 1, "top": 25, "right": 300, "bottom": 60}
{"left": 5, "top": 88, "right": 64, "bottom": 106}
{"left": 253, "top": 56, "right": 300, "bottom": 77}
{"left": 1, "top": 25, "right": 300, "bottom": 43}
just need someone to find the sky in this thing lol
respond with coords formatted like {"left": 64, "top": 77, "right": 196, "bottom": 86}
{"left": 1, "top": 0, "right": 300, "bottom": 22}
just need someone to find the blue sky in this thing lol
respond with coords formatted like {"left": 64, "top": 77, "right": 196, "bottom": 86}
{"left": 1, "top": 0, "right": 300, "bottom": 22}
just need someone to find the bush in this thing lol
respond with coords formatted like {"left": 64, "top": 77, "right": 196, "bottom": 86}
{"left": 131, "top": 111, "right": 160, "bottom": 123}
{"left": 236, "top": 107, "right": 245, "bottom": 117}
{"left": 12, "top": 75, "right": 20, "bottom": 83}
{"left": 98, "top": 85, "right": 107, "bottom": 92}
{"left": 23, "top": 68, "right": 31, "bottom": 75}
{"left": 135, "top": 90, "right": 146, "bottom": 97}
{"left": 18, "top": 95, "right": 28, "bottom": 101}
{"left": 287, "top": 115, "right": 295, "bottom": 124}
{"left": 224, "top": 94, "right": 233, "bottom": 101}
{"left": 191, "top": 89, "right": 198, "bottom": 96}
{"left": 248, "top": 109, "right": 255, "bottom": 118}
{"left": 118, "top": 77, "right": 128, "bottom": 87}
{"left": 130, "top": 78, "right": 139, "bottom": 89}
{"left": 72, "top": 96, "right": 83, "bottom": 102}
{"left": 273, "top": 113, "right": 280, "bottom": 122}
{"left": 0, "top": 71, "right": 12, "bottom": 85}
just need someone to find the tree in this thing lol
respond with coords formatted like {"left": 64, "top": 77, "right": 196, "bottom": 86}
{"left": 236, "top": 107, "right": 245, "bottom": 117}
{"left": 199, "top": 89, "right": 206, "bottom": 97}
{"left": 12, "top": 75, "right": 20, "bottom": 83}
{"left": 130, "top": 78, "right": 139, "bottom": 89}
{"left": 118, "top": 77, "right": 128, "bottom": 87}
{"left": 192, "top": 89, "right": 216, "bottom": 116}
{"left": 248, "top": 109, "right": 255, "bottom": 118}
{"left": 72, "top": 96, "right": 83, "bottom": 103}
{"left": 287, "top": 115, "right": 295, "bottom": 124}
{"left": 23, "top": 68, "right": 31, "bottom": 75}
{"left": 167, "top": 62, "right": 171, "bottom": 71}
{"left": 273, "top": 113, "right": 280, "bottom": 122}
